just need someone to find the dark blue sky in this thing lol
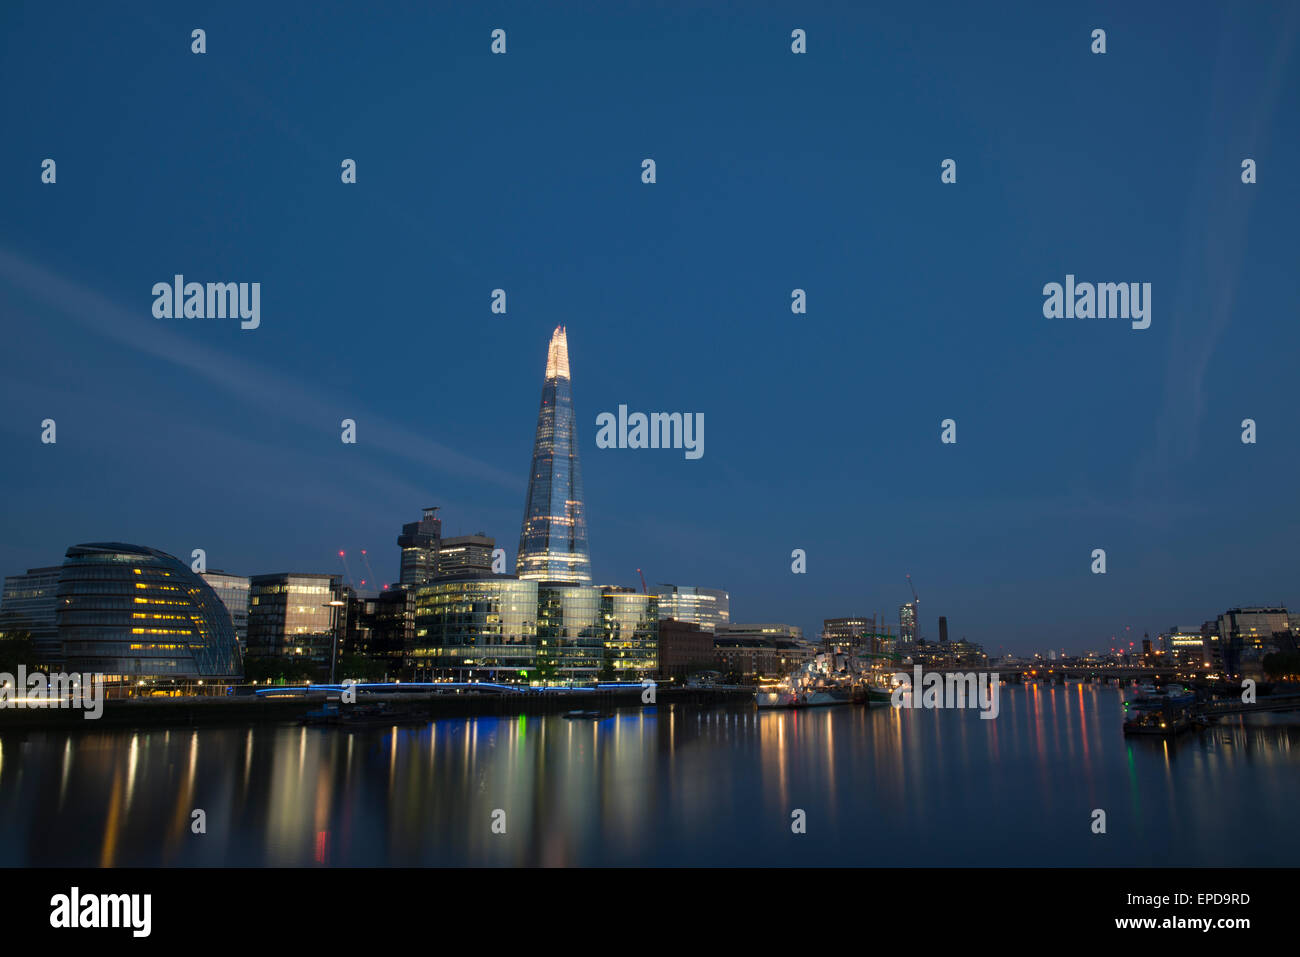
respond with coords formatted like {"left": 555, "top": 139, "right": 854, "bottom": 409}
{"left": 2, "top": 2, "right": 1298, "bottom": 655}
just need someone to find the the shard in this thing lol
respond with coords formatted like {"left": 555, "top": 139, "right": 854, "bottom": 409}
{"left": 516, "top": 326, "right": 592, "bottom": 583}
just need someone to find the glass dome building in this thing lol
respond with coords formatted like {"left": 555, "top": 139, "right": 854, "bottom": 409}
{"left": 56, "top": 543, "right": 243, "bottom": 682}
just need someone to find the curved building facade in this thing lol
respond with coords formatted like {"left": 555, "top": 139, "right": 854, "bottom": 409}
{"left": 57, "top": 543, "right": 243, "bottom": 680}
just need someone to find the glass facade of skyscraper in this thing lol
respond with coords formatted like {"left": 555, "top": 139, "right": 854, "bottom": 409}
{"left": 56, "top": 543, "right": 242, "bottom": 680}
{"left": 517, "top": 326, "right": 592, "bottom": 583}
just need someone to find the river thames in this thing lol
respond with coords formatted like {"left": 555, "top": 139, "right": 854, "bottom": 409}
{"left": 0, "top": 684, "right": 1295, "bottom": 866}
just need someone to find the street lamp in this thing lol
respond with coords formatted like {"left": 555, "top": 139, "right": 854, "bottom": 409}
{"left": 324, "top": 599, "right": 347, "bottom": 684}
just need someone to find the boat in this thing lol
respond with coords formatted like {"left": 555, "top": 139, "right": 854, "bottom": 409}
{"left": 562, "top": 709, "right": 609, "bottom": 719}
{"left": 756, "top": 689, "right": 797, "bottom": 709}
{"left": 1123, "top": 710, "right": 1192, "bottom": 736}
{"left": 754, "top": 653, "right": 860, "bottom": 709}
{"left": 301, "top": 701, "right": 427, "bottom": 728}
{"left": 301, "top": 701, "right": 341, "bottom": 725}
{"left": 1128, "top": 686, "right": 1196, "bottom": 712}
{"left": 795, "top": 687, "right": 852, "bottom": 708}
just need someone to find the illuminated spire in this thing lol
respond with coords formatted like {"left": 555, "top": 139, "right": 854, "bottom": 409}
{"left": 518, "top": 326, "right": 590, "bottom": 583}
{"left": 544, "top": 325, "right": 570, "bottom": 380}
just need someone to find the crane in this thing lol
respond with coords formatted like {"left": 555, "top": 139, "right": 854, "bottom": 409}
{"left": 637, "top": 568, "right": 648, "bottom": 594}
{"left": 905, "top": 574, "right": 920, "bottom": 642}
{"left": 359, "top": 549, "right": 380, "bottom": 591}
{"left": 337, "top": 550, "right": 356, "bottom": 589}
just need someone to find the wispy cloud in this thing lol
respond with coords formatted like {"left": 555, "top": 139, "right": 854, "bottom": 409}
{"left": 0, "top": 247, "right": 521, "bottom": 490}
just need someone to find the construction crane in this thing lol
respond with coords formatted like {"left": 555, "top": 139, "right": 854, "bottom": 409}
{"left": 337, "top": 550, "right": 356, "bottom": 589}
{"left": 905, "top": 574, "right": 920, "bottom": 642}
{"left": 359, "top": 549, "right": 379, "bottom": 591}
{"left": 637, "top": 568, "right": 648, "bottom": 594}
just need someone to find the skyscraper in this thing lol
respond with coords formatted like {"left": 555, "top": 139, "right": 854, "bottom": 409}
{"left": 899, "top": 602, "right": 917, "bottom": 650}
{"left": 517, "top": 326, "right": 592, "bottom": 583}
{"left": 397, "top": 507, "right": 442, "bottom": 585}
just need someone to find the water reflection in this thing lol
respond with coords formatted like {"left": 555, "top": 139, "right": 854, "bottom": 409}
{"left": 0, "top": 686, "right": 1295, "bottom": 866}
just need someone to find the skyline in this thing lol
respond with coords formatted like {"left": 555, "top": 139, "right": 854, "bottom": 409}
{"left": 3, "top": 2, "right": 1300, "bottom": 654}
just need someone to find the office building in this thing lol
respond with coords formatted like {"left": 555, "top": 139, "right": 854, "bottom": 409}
{"left": 1162, "top": 626, "right": 1206, "bottom": 665}
{"left": 247, "top": 573, "right": 347, "bottom": 673}
{"left": 600, "top": 587, "right": 659, "bottom": 677}
{"left": 1212, "top": 607, "right": 1293, "bottom": 678}
{"left": 654, "top": 585, "right": 730, "bottom": 631}
{"left": 714, "top": 623, "right": 814, "bottom": 680}
{"left": 409, "top": 575, "right": 540, "bottom": 681}
{"left": 201, "top": 570, "right": 250, "bottom": 654}
{"left": 0, "top": 565, "right": 63, "bottom": 668}
{"left": 657, "top": 619, "right": 715, "bottom": 680}
{"left": 822, "top": 616, "right": 873, "bottom": 653}
{"left": 435, "top": 534, "right": 495, "bottom": 578}
{"left": 397, "top": 507, "right": 443, "bottom": 585}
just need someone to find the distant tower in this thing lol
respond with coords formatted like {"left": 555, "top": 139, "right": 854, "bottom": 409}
{"left": 517, "top": 326, "right": 592, "bottom": 583}
{"left": 899, "top": 602, "right": 917, "bottom": 650}
{"left": 938, "top": 615, "right": 948, "bottom": 644}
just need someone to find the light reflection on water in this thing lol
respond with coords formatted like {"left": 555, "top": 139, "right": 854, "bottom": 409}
{"left": 0, "top": 686, "right": 1295, "bottom": 866}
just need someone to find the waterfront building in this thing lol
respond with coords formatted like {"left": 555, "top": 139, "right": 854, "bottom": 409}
{"left": 913, "top": 637, "right": 986, "bottom": 669}
{"left": 657, "top": 619, "right": 715, "bottom": 680}
{"left": 714, "top": 623, "right": 813, "bottom": 680}
{"left": 0, "top": 565, "right": 63, "bottom": 668}
{"left": 345, "top": 586, "right": 414, "bottom": 677}
{"left": 537, "top": 583, "right": 603, "bottom": 679}
{"left": 822, "top": 616, "right": 873, "bottom": 654}
{"left": 409, "top": 574, "right": 540, "bottom": 681}
{"left": 653, "top": 585, "right": 730, "bottom": 631}
{"left": 1161, "top": 626, "right": 1206, "bottom": 666}
{"left": 1211, "top": 607, "right": 1293, "bottom": 678}
{"left": 408, "top": 576, "right": 658, "bottom": 683}
{"left": 600, "top": 587, "right": 659, "bottom": 677}
{"left": 717, "top": 622, "right": 804, "bottom": 642}
{"left": 56, "top": 543, "right": 242, "bottom": 683}
{"left": 516, "top": 326, "right": 592, "bottom": 583}
{"left": 714, "top": 637, "right": 813, "bottom": 680}
{"left": 247, "top": 573, "right": 347, "bottom": 674}
{"left": 201, "top": 570, "right": 250, "bottom": 654}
